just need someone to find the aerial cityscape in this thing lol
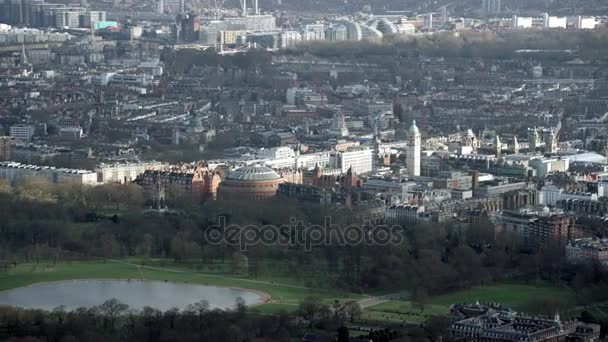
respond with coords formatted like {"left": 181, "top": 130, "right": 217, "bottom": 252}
{"left": 0, "top": 0, "right": 607, "bottom": 341}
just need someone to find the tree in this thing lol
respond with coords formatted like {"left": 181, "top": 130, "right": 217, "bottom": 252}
{"left": 15, "top": 177, "right": 56, "bottom": 202}
{"left": 412, "top": 287, "right": 429, "bottom": 314}
{"left": 0, "top": 179, "right": 11, "bottom": 194}
{"left": 99, "top": 298, "right": 129, "bottom": 329}
{"left": 337, "top": 326, "right": 349, "bottom": 342}
{"left": 343, "top": 301, "right": 362, "bottom": 323}
{"left": 235, "top": 296, "right": 247, "bottom": 317}
{"left": 233, "top": 253, "right": 249, "bottom": 274}
{"left": 186, "top": 299, "right": 210, "bottom": 326}
{"left": 297, "top": 296, "right": 330, "bottom": 329}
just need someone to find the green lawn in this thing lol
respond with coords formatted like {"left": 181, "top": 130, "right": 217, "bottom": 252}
{"left": 429, "top": 283, "right": 577, "bottom": 311}
{"left": 364, "top": 282, "right": 578, "bottom": 324}
{"left": 365, "top": 301, "right": 449, "bottom": 323}
{"left": 0, "top": 261, "right": 362, "bottom": 313}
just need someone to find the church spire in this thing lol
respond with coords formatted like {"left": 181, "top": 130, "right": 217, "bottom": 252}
{"left": 20, "top": 43, "right": 28, "bottom": 65}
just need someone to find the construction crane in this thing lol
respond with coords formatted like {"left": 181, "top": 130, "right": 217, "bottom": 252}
{"left": 239, "top": 0, "right": 259, "bottom": 16}
{"left": 437, "top": 3, "right": 454, "bottom": 28}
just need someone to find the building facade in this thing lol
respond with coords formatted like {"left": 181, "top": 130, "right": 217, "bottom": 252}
{"left": 138, "top": 165, "right": 220, "bottom": 202}
{"left": 0, "top": 161, "right": 98, "bottom": 185}
{"left": 333, "top": 147, "right": 373, "bottom": 175}
{"left": 96, "top": 162, "right": 165, "bottom": 184}
{"left": 10, "top": 124, "right": 35, "bottom": 142}
{"left": 450, "top": 302, "right": 599, "bottom": 342}
{"left": 495, "top": 209, "right": 574, "bottom": 248}
{"left": 217, "top": 164, "right": 284, "bottom": 200}
{"left": 566, "top": 238, "right": 608, "bottom": 267}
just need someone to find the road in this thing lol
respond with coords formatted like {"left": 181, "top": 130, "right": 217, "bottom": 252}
{"left": 358, "top": 291, "right": 410, "bottom": 309}
{"left": 108, "top": 259, "right": 314, "bottom": 290}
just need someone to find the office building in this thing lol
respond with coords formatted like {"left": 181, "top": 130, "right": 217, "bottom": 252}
{"left": 279, "top": 30, "right": 301, "bottom": 48}
{"left": 178, "top": 12, "right": 200, "bottom": 42}
{"left": 10, "top": 124, "right": 35, "bottom": 142}
{"left": 407, "top": 120, "right": 421, "bottom": 177}
{"left": 325, "top": 25, "right": 347, "bottom": 41}
{"left": 54, "top": 7, "right": 86, "bottom": 28}
{"left": 81, "top": 10, "right": 106, "bottom": 29}
{"left": 333, "top": 148, "right": 373, "bottom": 175}
{"left": 302, "top": 24, "right": 325, "bottom": 41}
{"left": 495, "top": 209, "right": 574, "bottom": 248}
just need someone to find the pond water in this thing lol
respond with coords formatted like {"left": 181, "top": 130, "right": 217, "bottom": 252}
{"left": 0, "top": 279, "right": 264, "bottom": 311}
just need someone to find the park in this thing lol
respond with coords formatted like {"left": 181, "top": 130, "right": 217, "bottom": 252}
{"left": 0, "top": 259, "right": 580, "bottom": 320}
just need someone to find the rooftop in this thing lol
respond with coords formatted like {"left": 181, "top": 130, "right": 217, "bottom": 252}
{"left": 226, "top": 164, "right": 282, "bottom": 182}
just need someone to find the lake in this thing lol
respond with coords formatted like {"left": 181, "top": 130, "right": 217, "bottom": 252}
{"left": 0, "top": 279, "right": 264, "bottom": 311}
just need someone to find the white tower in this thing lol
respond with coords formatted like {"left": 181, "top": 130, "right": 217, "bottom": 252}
{"left": 495, "top": 135, "right": 502, "bottom": 156}
{"left": 407, "top": 120, "right": 421, "bottom": 177}
{"left": 548, "top": 129, "right": 558, "bottom": 154}
{"left": 512, "top": 136, "right": 520, "bottom": 154}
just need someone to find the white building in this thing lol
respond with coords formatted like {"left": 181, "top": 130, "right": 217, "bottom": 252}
{"left": 326, "top": 25, "right": 347, "bottom": 41}
{"left": 529, "top": 157, "right": 569, "bottom": 177}
{"left": 302, "top": 24, "right": 325, "bottom": 41}
{"left": 110, "top": 74, "right": 153, "bottom": 87}
{"left": 512, "top": 15, "right": 533, "bottom": 28}
{"left": 540, "top": 184, "right": 599, "bottom": 206}
{"left": 258, "top": 146, "right": 295, "bottom": 160}
{"left": 280, "top": 30, "right": 301, "bottom": 49}
{"left": 574, "top": 16, "right": 596, "bottom": 29}
{"left": 53, "top": 8, "right": 86, "bottom": 29}
{"left": 333, "top": 147, "right": 373, "bottom": 175}
{"left": 539, "top": 184, "right": 562, "bottom": 206}
{"left": 406, "top": 120, "right": 421, "bottom": 177}
{"left": 0, "top": 161, "right": 98, "bottom": 185}
{"left": 10, "top": 124, "right": 35, "bottom": 142}
{"left": 96, "top": 161, "right": 165, "bottom": 184}
{"left": 296, "top": 152, "right": 331, "bottom": 170}
{"left": 543, "top": 13, "right": 567, "bottom": 28}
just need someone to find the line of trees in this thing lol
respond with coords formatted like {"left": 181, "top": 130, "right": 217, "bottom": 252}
{"left": 286, "top": 29, "right": 608, "bottom": 61}
{"left": 0, "top": 297, "right": 294, "bottom": 342}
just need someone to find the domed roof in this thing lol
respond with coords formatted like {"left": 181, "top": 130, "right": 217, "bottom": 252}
{"left": 226, "top": 164, "right": 281, "bottom": 182}
{"left": 409, "top": 120, "right": 419, "bottom": 134}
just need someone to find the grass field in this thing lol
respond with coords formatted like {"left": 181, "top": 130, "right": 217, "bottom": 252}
{"left": 0, "top": 261, "right": 362, "bottom": 314}
{"left": 364, "top": 282, "right": 579, "bottom": 323}
{"left": 365, "top": 301, "right": 449, "bottom": 323}
{"left": 429, "top": 283, "right": 577, "bottom": 311}
{"left": 0, "top": 261, "right": 580, "bottom": 320}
